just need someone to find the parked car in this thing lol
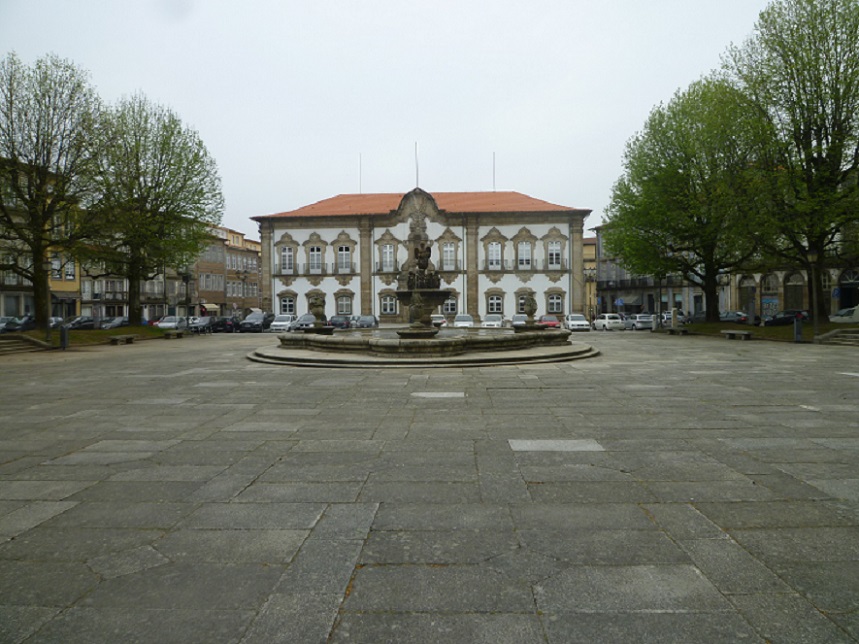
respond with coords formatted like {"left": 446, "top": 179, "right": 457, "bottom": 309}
{"left": 328, "top": 315, "right": 351, "bottom": 329}
{"left": 0, "top": 316, "right": 13, "bottom": 332}
{"left": 155, "top": 316, "right": 186, "bottom": 330}
{"left": 690, "top": 310, "right": 708, "bottom": 323}
{"left": 49, "top": 316, "right": 65, "bottom": 329}
{"left": 511, "top": 314, "right": 528, "bottom": 327}
{"left": 831, "top": 306, "right": 859, "bottom": 324}
{"left": 592, "top": 313, "right": 624, "bottom": 331}
{"left": 211, "top": 316, "right": 239, "bottom": 333}
{"left": 65, "top": 316, "right": 95, "bottom": 330}
{"left": 763, "top": 309, "right": 807, "bottom": 326}
{"left": 2, "top": 315, "right": 36, "bottom": 332}
{"left": 288, "top": 313, "right": 317, "bottom": 331}
{"left": 430, "top": 314, "right": 447, "bottom": 328}
{"left": 481, "top": 313, "right": 504, "bottom": 328}
{"left": 100, "top": 316, "right": 129, "bottom": 330}
{"left": 563, "top": 314, "right": 591, "bottom": 331}
{"left": 538, "top": 314, "right": 561, "bottom": 328}
{"left": 188, "top": 316, "right": 216, "bottom": 334}
{"left": 629, "top": 314, "right": 653, "bottom": 330}
{"left": 239, "top": 312, "right": 275, "bottom": 332}
{"left": 269, "top": 314, "right": 296, "bottom": 333}
{"left": 453, "top": 314, "right": 475, "bottom": 328}
{"left": 355, "top": 315, "right": 379, "bottom": 328}
{"left": 621, "top": 314, "right": 636, "bottom": 330}
{"left": 720, "top": 311, "right": 749, "bottom": 324}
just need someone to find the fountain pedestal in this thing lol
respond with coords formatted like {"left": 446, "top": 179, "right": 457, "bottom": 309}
{"left": 395, "top": 288, "right": 453, "bottom": 339}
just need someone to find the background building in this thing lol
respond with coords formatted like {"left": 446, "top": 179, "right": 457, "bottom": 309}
{"left": 253, "top": 188, "right": 591, "bottom": 323}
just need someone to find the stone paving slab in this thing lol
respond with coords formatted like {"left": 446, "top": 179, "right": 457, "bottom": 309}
{"left": 1, "top": 332, "right": 858, "bottom": 642}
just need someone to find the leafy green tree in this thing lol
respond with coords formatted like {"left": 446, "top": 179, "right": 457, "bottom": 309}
{"left": 0, "top": 52, "right": 101, "bottom": 331}
{"left": 604, "top": 78, "right": 769, "bottom": 321}
{"left": 86, "top": 94, "right": 224, "bottom": 325}
{"left": 725, "top": 0, "right": 859, "bottom": 320}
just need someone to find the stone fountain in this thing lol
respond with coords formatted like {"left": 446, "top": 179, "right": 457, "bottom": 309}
{"left": 394, "top": 197, "right": 452, "bottom": 339}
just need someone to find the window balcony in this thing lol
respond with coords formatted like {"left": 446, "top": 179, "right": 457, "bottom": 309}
{"left": 376, "top": 262, "right": 398, "bottom": 273}
{"left": 335, "top": 262, "right": 355, "bottom": 274}
{"left": 274, "top": 263, "right": 295, "bottom": 276}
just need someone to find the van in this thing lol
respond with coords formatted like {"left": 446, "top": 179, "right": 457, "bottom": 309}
{"left": 831, "top": 306, "right": 859, "bottom": 324}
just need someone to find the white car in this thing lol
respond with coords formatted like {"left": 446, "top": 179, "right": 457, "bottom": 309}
{"left": 481, "top": 314, "right": 503, "bottom": 328}
{"left": 629, "top": 314, "right": 654, "bottom": 330}
{"left": 592, "top": 313, "right": 624, "bottom": 331}
{"left": 563, "top": 314, "right": 590, "bottom": 331}
{"left": 453, "top": 314, "right": 475, "bottom": 328}
{"left": 430, "top": 314, "right": 447, "bottom": 327}
{"left": 269, "top": 314, "right": 296, "bottom": 332}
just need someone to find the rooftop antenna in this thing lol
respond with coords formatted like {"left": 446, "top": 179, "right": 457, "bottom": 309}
{"left": 493, "top": 152, "right": 496, "bottom": 191}
{"left": 415, "top": 141, "right": 419, "bottom": 187}
{"left": 359, "top": 153, "right": 362, "bottom": 194}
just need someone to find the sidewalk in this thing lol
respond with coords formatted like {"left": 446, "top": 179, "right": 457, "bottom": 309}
{"left": 1, "top": 332, "right": 858, "bottom": 642}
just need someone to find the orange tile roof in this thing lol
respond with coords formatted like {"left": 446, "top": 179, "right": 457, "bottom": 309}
{"left": 254, "top": 191, "right": 587, "bottom": 220}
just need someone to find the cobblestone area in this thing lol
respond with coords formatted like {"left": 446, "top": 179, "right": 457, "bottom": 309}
{"left": 1, "top": 332, "right": 857, "bottom": 642}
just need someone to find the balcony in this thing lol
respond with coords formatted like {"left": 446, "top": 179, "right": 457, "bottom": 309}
{"left": 274, "top": 263, "right": 295, "bottom": 276}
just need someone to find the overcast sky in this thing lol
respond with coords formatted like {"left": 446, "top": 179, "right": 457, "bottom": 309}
{"left": 1, "top": 0, "right": 773, "bottom": 238}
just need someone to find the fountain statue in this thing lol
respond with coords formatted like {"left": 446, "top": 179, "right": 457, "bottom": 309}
{"left": 394, "top": 193, "right": 453, "bottom": 339}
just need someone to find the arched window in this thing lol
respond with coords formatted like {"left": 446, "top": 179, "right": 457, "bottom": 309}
{"left": 337, "top": 295, "right": 352, "bottom": 315}
{"left": 784, "top": 272, "right": 805, "bottom": 310}
{"left": 280, "top": 296, "right": 295, "bottom": 315}
{"left": 487, "top": 294, "right": 503, "bottom": 314}
{"left": 381, "top": 295, "right": 397, "bottom": 315}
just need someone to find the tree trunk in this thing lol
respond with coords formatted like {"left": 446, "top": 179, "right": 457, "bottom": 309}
{"left": 703, "top": 274, "right": 721, "bottom": 323}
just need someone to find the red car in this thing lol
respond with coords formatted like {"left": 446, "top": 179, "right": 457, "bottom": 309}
{"left": 538, "top": 315, "right": 561, "bottom": 328}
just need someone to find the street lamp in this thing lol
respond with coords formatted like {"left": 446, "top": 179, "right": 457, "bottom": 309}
{"left": 42, "top": 259, "right": 53, "bottom": 346}
{"left": 808, "top": 251, "right": 819, "bottom": 340}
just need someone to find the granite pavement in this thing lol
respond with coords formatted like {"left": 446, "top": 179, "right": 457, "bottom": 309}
{"left": 1, "top": 330, "right": 858, "bottom": 643}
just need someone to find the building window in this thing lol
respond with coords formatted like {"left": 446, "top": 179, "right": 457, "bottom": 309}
{"left": 518, "top": 295, "right": 527, "bottom": 313}
{"left": 280, "top": 296, "right": 295, "bottom": 314}
{"left": 518, "top": 242, "right": 531, "bottom": 270}
{"left": 442, "top": 242, "right": 456, "bottom": 271}
{"left": 337, "top": 295, "right": 352, "bottom": 315}
{"left": 548, "top": 241, "right": 561, "bottom": 269}
{"left": 548, "top": 294, "right": 563, "bottom": 313}
{"left": 337, "top": 246, "right": 351, "bottom": 273}
{"left": 443, "top": 297, "right": 457, "bottom": 315}
{"left": 488, "top": 295, "right": 503, "bottom": 314}
{"left": 381, "top": 244, "right": 395, "bottom": 272}
{"left": 309, "top": 246, "right": 323, "bottom": 273}
{"left": 488, "top": 242, "right": 501, "bottom": 270}
{"left": 381, "top": 295, "right": 397, "bottom": 315}
{"left": 280, "top": 247, "right": 294, "bottom": 274}
{"left": 51, "top": 254, "right": 61, "bottom": 279}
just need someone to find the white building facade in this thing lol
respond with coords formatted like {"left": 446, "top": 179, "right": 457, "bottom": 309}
{"left": 253, "top": 188, "right": 591, "bottom": 323}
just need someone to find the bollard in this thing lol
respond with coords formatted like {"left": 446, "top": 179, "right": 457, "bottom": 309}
{"left": 60, "top": 324, "right": 69, "bottom": 350}
{"left": 793, "top": 316, "right": 802, "bottom": 343}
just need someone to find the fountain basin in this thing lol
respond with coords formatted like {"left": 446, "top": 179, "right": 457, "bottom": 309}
{"left": 247, "top": 327, "right": 600, "bottom": 368}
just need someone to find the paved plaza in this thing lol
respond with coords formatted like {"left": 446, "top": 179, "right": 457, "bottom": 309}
{"left": 1, "top": 331, "right": 858, "bottom": 643}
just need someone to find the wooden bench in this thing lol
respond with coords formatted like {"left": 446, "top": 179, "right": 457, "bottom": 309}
{"left": 721, "top": 329, "right": 752, "bottom": 340}
{"left": 109, "top": 334, "right": 138, "bottom": 345}
{"left": 666, "top": 327, "right": 688, "bottom": 336}
{"left": 163, "top": 330, "right": 185, "bottom": 339}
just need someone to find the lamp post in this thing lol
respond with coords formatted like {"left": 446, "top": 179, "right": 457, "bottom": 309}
{"left": 808, "top": 251, "right": 819, "bottom": 340}
{"left": 42, "top": 259, "right": 53, "bottom": 346}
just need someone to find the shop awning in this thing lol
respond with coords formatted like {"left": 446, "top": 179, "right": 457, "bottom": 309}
{"left": 619, "top": 294, "right": 642, "bottom": 306}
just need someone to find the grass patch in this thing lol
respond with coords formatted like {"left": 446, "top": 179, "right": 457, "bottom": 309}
{"left": 22, "top": 325, "right": 168, "bottom": 348}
